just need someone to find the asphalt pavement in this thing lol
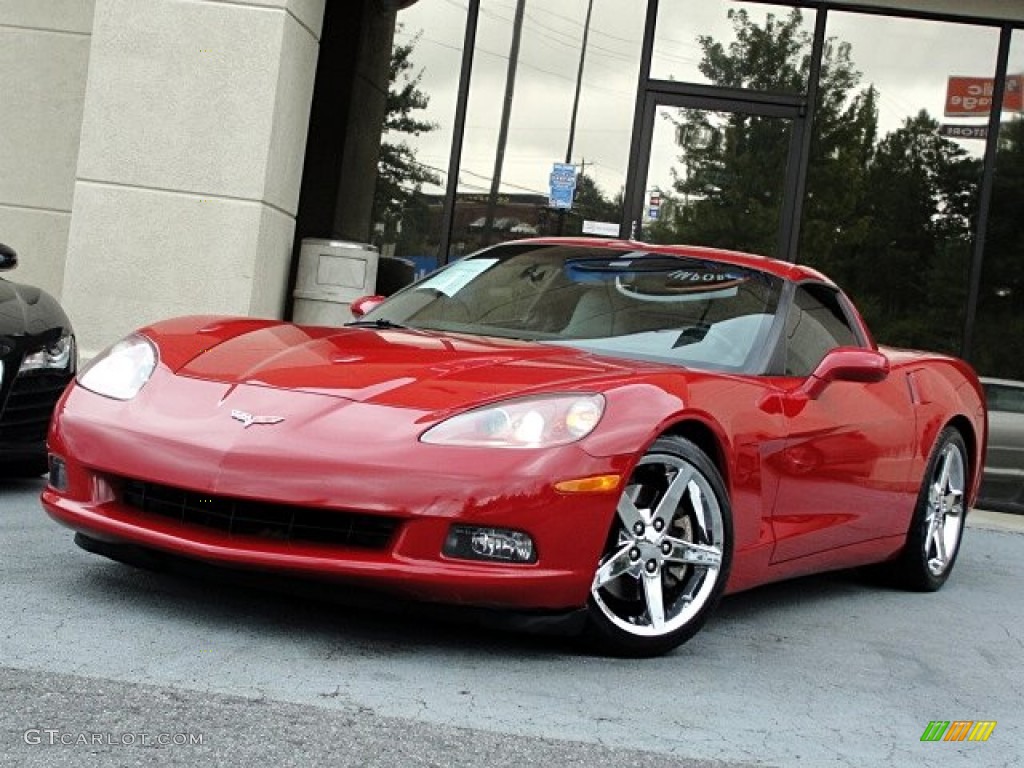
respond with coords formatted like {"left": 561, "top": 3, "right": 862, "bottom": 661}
{"left": 2, "top": 476, "right": 1022, "bottom": 768}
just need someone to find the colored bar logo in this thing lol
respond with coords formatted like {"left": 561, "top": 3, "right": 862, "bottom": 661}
{"left": 921, "top": 721, "right": 997, "bottom": 742}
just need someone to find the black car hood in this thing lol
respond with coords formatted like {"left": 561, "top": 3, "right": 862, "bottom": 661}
{"left": 0, "top": 278, "right": 71, "bottom": 339}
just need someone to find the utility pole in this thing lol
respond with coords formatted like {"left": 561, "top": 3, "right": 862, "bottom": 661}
{"left": 565, "top": 0, "right": 593, "bottom": 166}
{"left": 482, "top": 0, "right": 526, "bottom": 245}
{"left": 557, "top": 0, "right": 593, "bottom": 236}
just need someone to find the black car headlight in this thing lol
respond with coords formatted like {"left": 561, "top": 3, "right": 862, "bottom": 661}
{"left": 19, "top": 334, "right": 76, "bottom": 374}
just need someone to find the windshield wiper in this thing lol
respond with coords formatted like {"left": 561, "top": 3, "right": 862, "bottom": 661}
{"left": 344, "top": 318, "right": 414, "bottom": 330}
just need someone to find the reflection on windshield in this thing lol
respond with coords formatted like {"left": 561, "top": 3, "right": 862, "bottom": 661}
{"left": 363, "top": 244, "right": 783, "bottom": 372}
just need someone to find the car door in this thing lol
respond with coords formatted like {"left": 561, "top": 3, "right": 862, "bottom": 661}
{"left": 768, "top": 283, "right": 918, "bottom": 563}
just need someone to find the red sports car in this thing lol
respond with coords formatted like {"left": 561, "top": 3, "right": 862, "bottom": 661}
{"left": 42, "top": 238, "right": 985, "bottom": 656}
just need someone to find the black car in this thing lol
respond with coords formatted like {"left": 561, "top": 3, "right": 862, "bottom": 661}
{"left": 0, "top": 242, "right": 76, "bottom": 477}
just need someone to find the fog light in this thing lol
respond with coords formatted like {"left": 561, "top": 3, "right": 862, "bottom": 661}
{"left": 48, "top": 456, "right": 68, "bottom": 491}
{"left": 443, "top": 525, "right": 536, "bottom": 564}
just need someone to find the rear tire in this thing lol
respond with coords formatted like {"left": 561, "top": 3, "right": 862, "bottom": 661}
{"left": 890, "top": 426, "right": 968, "bottom": 591}
{"left": 586, "top": 436, "right": 732, "bottom": 657}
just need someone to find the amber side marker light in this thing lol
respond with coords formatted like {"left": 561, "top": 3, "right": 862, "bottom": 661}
{"left": 554, "top": 474, "right": 622, "bottom": 493}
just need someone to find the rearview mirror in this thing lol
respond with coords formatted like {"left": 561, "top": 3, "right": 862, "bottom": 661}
{"left": 799, "top": 347, "right": 890, "bottom": 400}
{"left": 350, "top": 294, "right": 387, "bottom": 319}
{"left": 0, "top": 242, "right": 17, "bottom": 271}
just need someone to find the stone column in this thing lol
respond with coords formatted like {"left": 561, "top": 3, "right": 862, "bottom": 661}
{"left": 62, "top": 0, "right": 324, "bottom": 358}
{"left": 0, "top": 1, "right": 93, "bottom": 299}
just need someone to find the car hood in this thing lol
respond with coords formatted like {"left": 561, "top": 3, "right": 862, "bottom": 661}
{"left": 175, "top": 323, "right": 649, "bottom": 411}
{"left": 0, "top": 278, "right": 71, "bottom": 338}
{"left": 0, "top": 278, "right": 38, "bottom": 334}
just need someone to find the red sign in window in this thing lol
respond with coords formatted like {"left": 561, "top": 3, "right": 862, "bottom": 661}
{"left": 945, "top": 75, "right": 1023, "bottom": 116}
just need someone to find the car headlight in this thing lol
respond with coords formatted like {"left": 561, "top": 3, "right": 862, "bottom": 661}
{"left": 20, "top": 334, "right": 76, "bottom": 373}
{"left": 77, "top": 334, "right": 158, "bottom": 400}
{"left": 421, "top": 394, "right": 605, "bottom": 449}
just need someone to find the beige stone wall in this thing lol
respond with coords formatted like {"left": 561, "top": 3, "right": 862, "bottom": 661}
{"left": 61, "top": 0, "right": 324, "bottom": 359}
{"left": 0, "top": 0, "right": 94, "bottom": 298}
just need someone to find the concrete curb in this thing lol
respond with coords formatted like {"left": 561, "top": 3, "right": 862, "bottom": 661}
{"left": 969, "top": 508, "right": 1024, "bottom": 533}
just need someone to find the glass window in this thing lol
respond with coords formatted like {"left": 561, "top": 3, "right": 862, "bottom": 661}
{"left": 784, "top": 284, "right": 859, "bottom": 377}
{"left": 641, "top": 106, "right": 795, "bottom": 257}
{"left": 447, "top": 0, "right": 644, "bottom": 259}
{"left": 798, "top": 12, "right": 998, "bottom": 358}
{"left": 371, "top": 0, "right": 469, "bottom": 277}
{"left": 651, "top": 1, "right": 815, "bottom": 94}
{"left": 972, "top": 31, "right": 1024, "bottom": 381}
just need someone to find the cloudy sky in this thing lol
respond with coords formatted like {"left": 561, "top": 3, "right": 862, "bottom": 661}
{"left": 393, "top": 0, "right": 1024, "bottom": 209}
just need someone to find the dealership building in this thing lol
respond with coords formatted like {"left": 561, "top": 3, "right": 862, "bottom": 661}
{"left": 2, "top": 0, "right": 1024, "bottom": 379}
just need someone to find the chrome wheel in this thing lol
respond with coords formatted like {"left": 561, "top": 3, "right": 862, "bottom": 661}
{"left": 924, "top": 440, "right": 966, "bottom": 576}
{"left": 889, "top": 426, "right": 969, "bottom": 591}
{"left": 587, "top": 436, "right": 731, "bottom": 656}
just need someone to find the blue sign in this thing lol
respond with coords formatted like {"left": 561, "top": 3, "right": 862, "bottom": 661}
{"left": 549, "top": 162, "right": 577, "bottom": 210}
{"left": 550, "top": 186, "right": 574, "bottom": 209}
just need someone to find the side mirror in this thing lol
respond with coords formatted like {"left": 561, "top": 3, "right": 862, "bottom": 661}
{"left": 799, "top": 347, "right": 890, "bottom": 400}
{"left": 0, "top": 242, "right": 17, "bottom": 272}
{"left": 350, "top": 294, "right": 387, "bottom": 319}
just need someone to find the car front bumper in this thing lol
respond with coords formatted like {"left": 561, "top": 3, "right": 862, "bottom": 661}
{"left": 42, "top": 381, "right": 632, "bottom": 610}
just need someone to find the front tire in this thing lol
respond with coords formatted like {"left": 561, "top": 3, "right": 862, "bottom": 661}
{"left": 891, "top": 426, "right": 968, "bottom": 591}
{"left": 586, "top": 436, "right": 733, "bottom": 657}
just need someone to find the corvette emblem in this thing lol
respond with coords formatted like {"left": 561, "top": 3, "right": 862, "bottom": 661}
{"left": 230, "top": 409, "right": 285, "bottom": 428}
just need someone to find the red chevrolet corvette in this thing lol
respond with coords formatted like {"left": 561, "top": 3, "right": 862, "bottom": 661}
{"left": 42, "top": 238, "right": 985, "bottom": 656}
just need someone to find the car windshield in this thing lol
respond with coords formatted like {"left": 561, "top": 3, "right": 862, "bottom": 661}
{"left": 363, "top": 243, "right": 783, "bottom": 372}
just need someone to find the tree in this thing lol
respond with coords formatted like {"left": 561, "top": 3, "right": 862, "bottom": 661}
{"left": 971, "top": 116, "right": 1024, "bottom": 377}
{"left": 668, "top": 108, "right": 790, "bottom": 256}
{"left": 820, "top": 110, "right": 979, "bottom": 355}
{"left": 572, "top": 173, "right": 621, "bottom": 225}
{"left": 664, "top": 8, "right": 879, "bottom": 260}
{"left": 698, "top": 8, "right": 808, "bottom": 92}
{"left": 372, "top": 31, "right": 440, "bottom": 240}
{"left": 666, "top": 7, "right": 986, "bottom": 357}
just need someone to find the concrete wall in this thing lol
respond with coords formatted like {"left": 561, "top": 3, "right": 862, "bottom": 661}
{"left": 61, "top": 0, "right": 324, "bottom": 359}
{"left": 0, "top": 0, "right": 94, "bottom": 298}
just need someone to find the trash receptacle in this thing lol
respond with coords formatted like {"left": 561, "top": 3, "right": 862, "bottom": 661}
{"left": 291, "top": 239, "right": 379, "bottom": 326}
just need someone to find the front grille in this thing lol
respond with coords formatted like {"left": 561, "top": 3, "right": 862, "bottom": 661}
{"left": 0, "top": 371, "right": 71, "bottom": 444}
{"left": 120, "top": 479, "right": 400, "bottom": 550}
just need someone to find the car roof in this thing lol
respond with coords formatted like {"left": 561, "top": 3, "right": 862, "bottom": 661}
{"left": 513, "top": 237, "right": 834, "bottom": 286}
